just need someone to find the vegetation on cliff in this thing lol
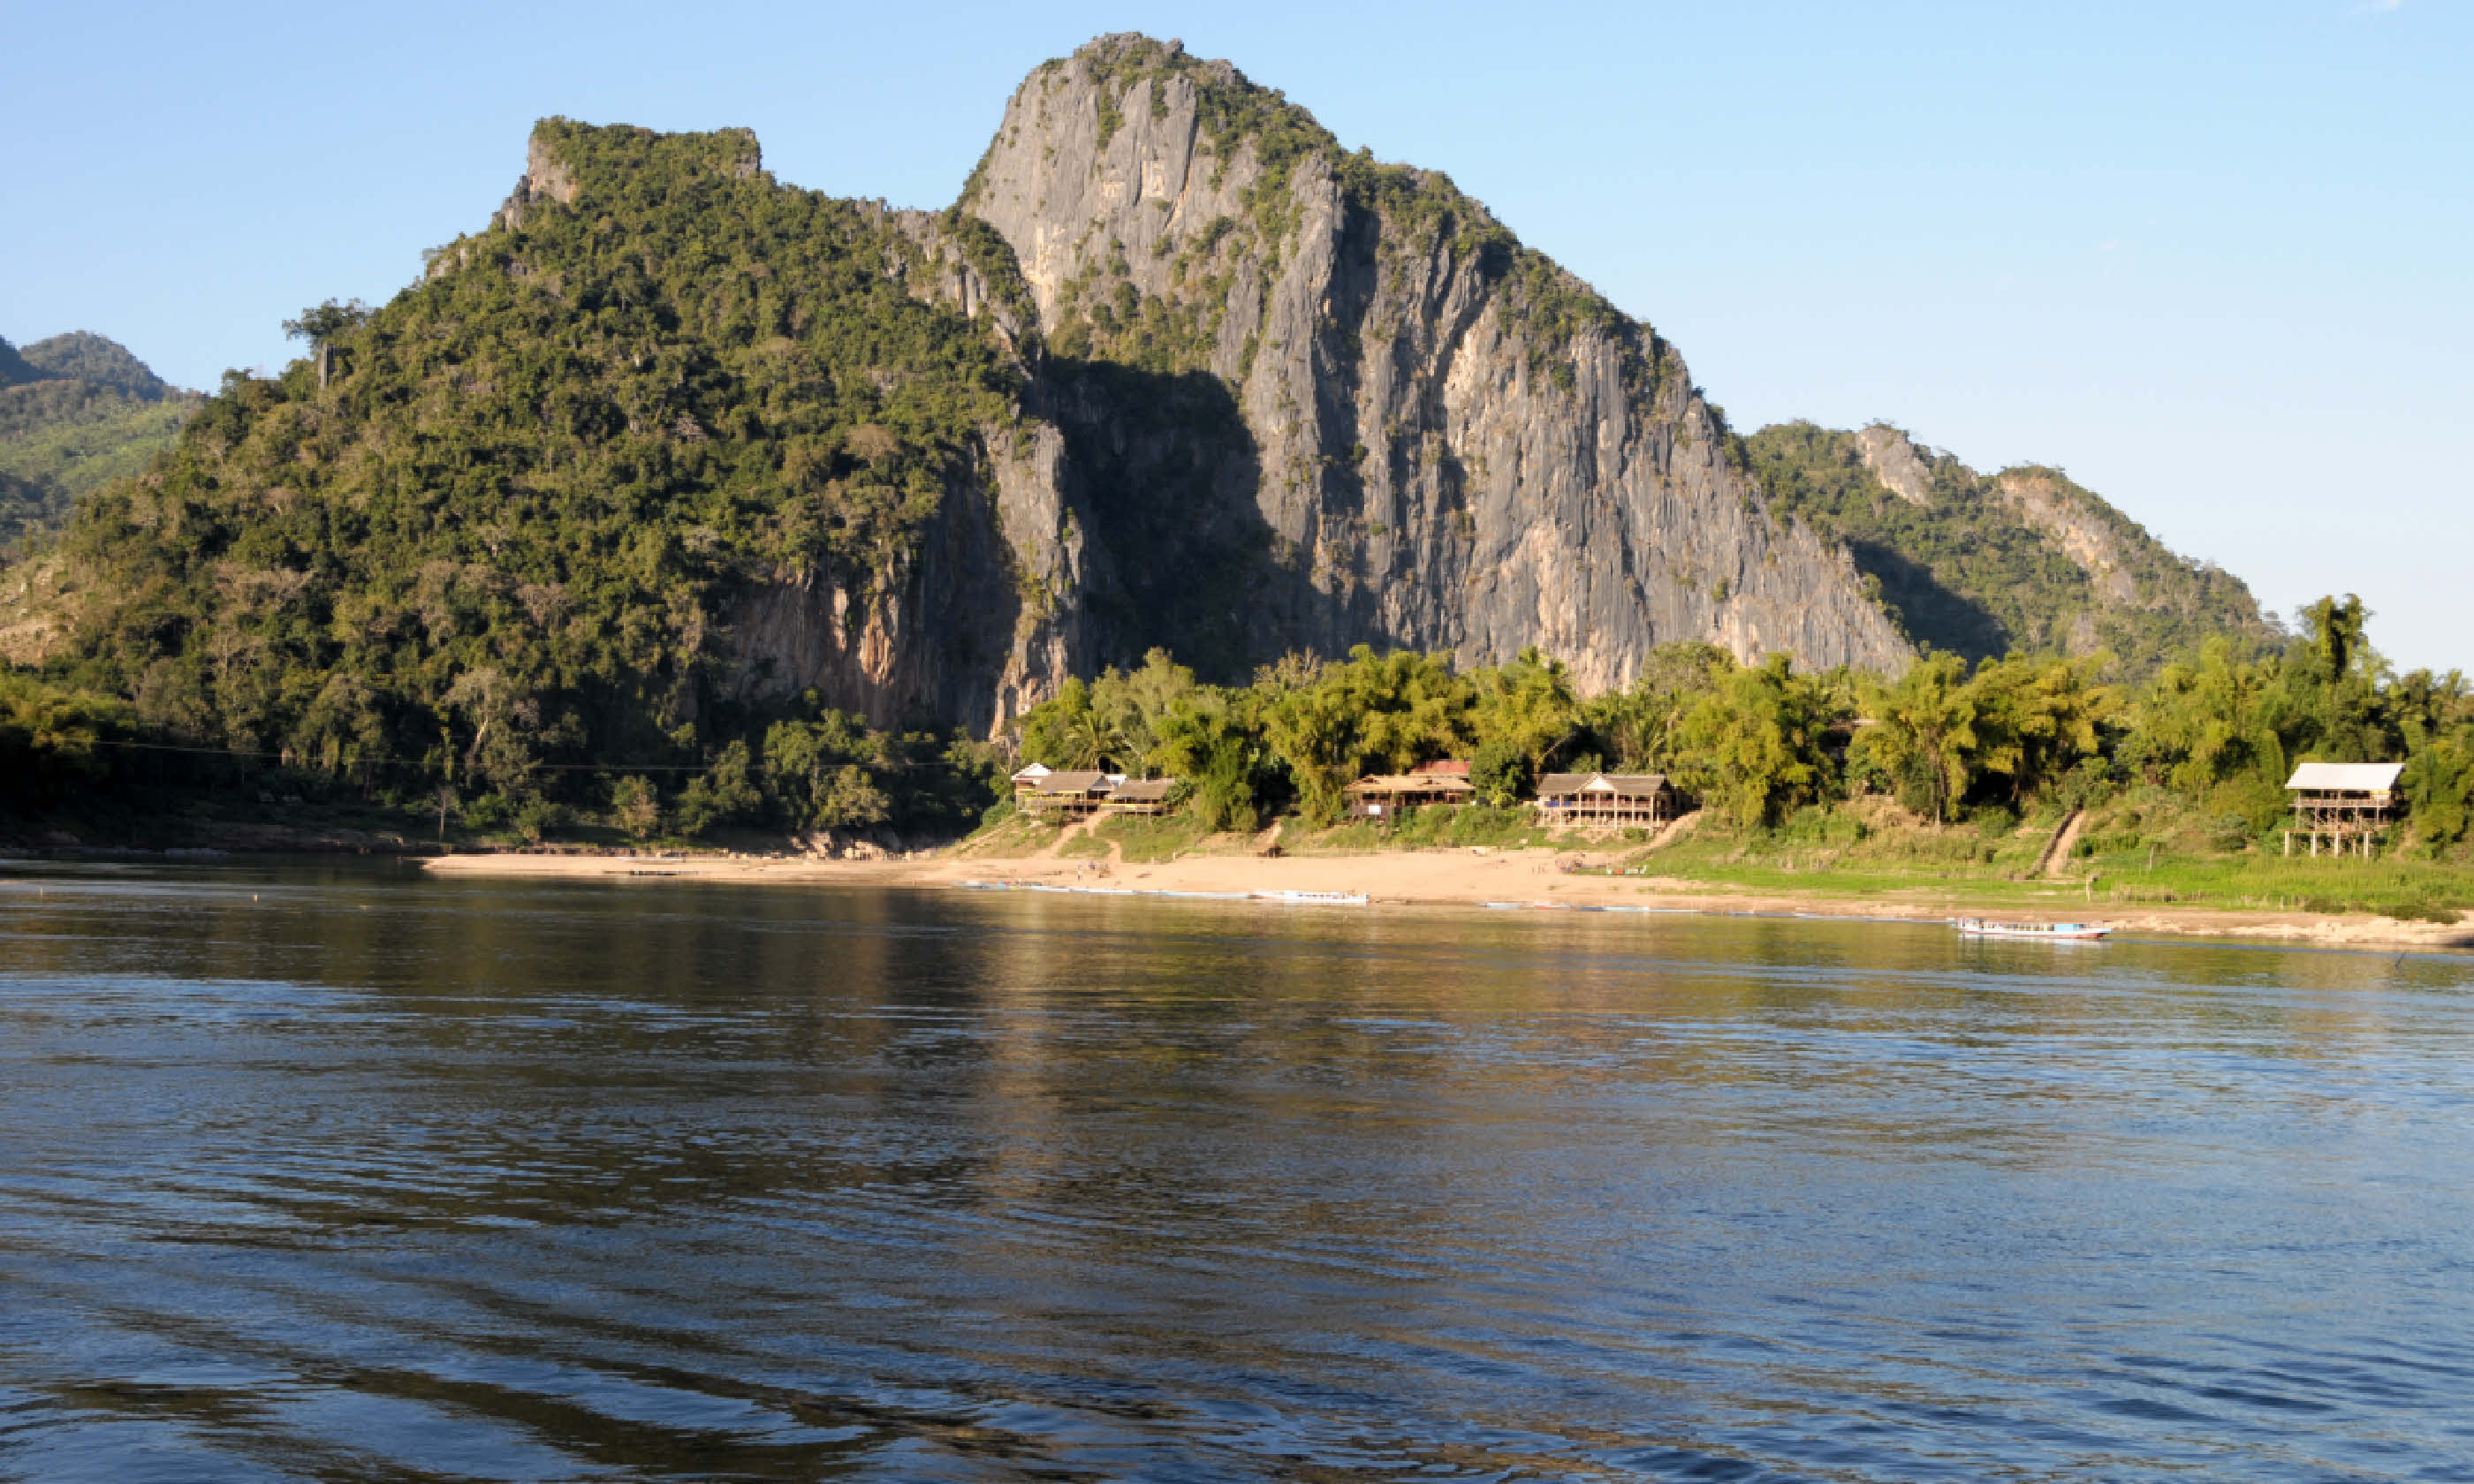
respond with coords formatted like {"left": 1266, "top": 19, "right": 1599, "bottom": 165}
{"left": 7, "top": 121, "right": 1028, "bottom": 837}
{"left": 1747, "top": 421, "right": 2273, "bottom": 672}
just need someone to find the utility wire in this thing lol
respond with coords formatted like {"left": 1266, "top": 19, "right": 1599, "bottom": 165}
{"left": 66, "top": 736, "right": 983, "bottom": 772}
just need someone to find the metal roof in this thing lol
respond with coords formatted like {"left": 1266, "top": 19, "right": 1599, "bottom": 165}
{"left": 1534, "top": 772, "right": 1668, "bottom": 799}
{"left": 2285, "top": 762, "right": 2404, "bottom": 792}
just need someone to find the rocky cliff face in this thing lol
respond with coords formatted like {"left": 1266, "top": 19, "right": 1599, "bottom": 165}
{"left": 1856, "top": 425, "right": 1935, "bottom": 505}
{"left": 949, "top": 34, "right": 1912, "bottom": 692}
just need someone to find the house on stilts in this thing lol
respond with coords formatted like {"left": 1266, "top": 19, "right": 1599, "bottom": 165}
{"left": 2282, "top": 762, "right": 2404, "bottom": 858}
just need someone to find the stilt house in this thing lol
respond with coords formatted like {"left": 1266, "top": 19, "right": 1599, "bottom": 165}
{"left": 1531, "top": 773, "right": 1671, "bottom": 830}
{"left": 2282, "top": 762, "right": 2404, "bottom": 858}
{"left": 1343, "top": 767, "right": 1476, "bottom": 820}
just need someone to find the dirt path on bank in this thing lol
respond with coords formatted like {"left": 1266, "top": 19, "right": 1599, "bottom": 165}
{"left": 2034, "top": 809, "right": 2089, "bottom": 878}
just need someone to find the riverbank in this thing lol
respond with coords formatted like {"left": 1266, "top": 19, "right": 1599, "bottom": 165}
{"left": 418, "top": 846, "right": 2474, "bottom": 950}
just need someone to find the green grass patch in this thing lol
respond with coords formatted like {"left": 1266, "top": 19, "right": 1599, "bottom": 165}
{"left": 1292, "top": 804, "right": 1559, "bottom": 854}
{"left": 1617, "top": 802, "right": 2474, "bottom": 920}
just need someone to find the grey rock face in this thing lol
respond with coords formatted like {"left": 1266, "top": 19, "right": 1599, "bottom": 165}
{"left": 1994, "top": 469, "right": 2139, "bottom": 606}
{"left": 1856, "top": 425, "right": 1936, "bottom": 505}
{"left": 714, "top": 34, "right": 1916, "bottom": 737}
{"left": 959, "top": 34, "right": 1912, "bottom": 691}
{"left": 717, "top": 420, "right": 1097, "bottom": 738}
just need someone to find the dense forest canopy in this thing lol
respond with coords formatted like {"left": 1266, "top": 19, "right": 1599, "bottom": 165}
{"left": 992, "top": 595, "right": 2471, "bottom": 858}
{"left": 8, "top": 120, "right": 1032, "bottom": 833}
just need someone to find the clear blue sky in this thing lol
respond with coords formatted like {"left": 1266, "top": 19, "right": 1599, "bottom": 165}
{"left": 5, "top": 1, "right": 2465, "bottom": 670}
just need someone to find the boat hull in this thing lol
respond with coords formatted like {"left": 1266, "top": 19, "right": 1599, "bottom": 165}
{"left": 1954, "top": 919, "right": 2111, "bottom": 941}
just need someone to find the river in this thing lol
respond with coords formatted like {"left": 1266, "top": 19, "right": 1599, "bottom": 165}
{"left": 3, "top": 860, "right": 2470, "bottom": 1480}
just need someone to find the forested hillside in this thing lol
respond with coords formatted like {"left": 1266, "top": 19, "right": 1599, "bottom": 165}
{"left": 1747, "top": 421, "right": 2273, "bottom": 673}
{"left": 3, "top": 34, "right": 2455, "bottom": 862}
{"left": 6, "top": 121, "right": 1039, "bottom": 839}
{"left": 0, "top": 332, "right": 200, "bottom": 549}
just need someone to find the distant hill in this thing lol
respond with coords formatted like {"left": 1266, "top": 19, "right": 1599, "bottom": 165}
{"left": 1744, "top": 421, "right": 2277, "bottom": 674}
{"left": 0, "top": 333, "right": 200, "bottom": 549}
{"left": 17, "top": 330, "right": 175, "bottom": 398}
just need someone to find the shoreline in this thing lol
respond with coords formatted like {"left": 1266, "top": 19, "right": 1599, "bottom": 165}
{"left": 418, "top": 847, "right": 2474, "bottom": 952}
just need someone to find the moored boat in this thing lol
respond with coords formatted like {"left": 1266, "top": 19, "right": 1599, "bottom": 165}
{"left": 1253, "top": 890, "right": 1370, "bottom": 905}
{"left": 1954, "top": 918, "right": 2112, "bottom": 941}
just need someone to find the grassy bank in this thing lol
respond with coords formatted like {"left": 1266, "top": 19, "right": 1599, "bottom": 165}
{"left": 1619, "top": 796, "right": 2472, "bottom": 922}
{"left": 951, "top": 795, "right": 2473, "bottom": 925}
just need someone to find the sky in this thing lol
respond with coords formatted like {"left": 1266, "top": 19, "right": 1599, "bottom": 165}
{"left": 5, "top": 0, "right": 2466, "bottom": 670}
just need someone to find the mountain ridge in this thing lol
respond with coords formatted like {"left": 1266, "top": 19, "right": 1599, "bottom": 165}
{"left": 952, "top": 34, "right": 1914, "bottom": 690}
{"left": 4, "top": 34, "right": 2273, "bottom": 797}
{"left": 1745, "top": 420, "right": 2274, "bottom": 670}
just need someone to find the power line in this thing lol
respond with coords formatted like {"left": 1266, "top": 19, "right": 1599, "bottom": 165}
{"left": 69, "top": 735, "right": 982, "bottom": 773}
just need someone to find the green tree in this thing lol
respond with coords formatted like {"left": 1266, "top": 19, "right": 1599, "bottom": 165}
{"left": 1856, "top": 652, "right": 1979, "bottom": 823}
{"left": 1468, "top": 738, "right": 1529, "bottom": 806}
{"left": 1965, "top": 653, "right": 2117, "bottom": 806}
{"left": 815, "top": 764, "right": 891, "bottom": 829}
{"left": 1153, "top": 693, "right": 1264, "bottom": 831}
{"left": 1578, "top": 643, "right": 1732, "bottom": 773}
{"left": 610, "top": 775, "right": 662, "bottom": 839}
{"left": 676, "top": 739, "right": 763, "bottom": 836}
{"left": 1088, "top": 647, "right": 1201, "bottom": 775}
{"left": 279, "top": 298, "right": 371, "bottom": 390}
{"left": 1675, "top": 654, "right": 1835, "bottom": 829}
{"left": 1469, "top": 647, "right": 1577, "bottom": 777}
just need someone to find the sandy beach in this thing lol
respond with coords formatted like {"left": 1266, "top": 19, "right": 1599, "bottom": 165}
{"left": 420, "top": 846, "right": 2474, "bottom": 951}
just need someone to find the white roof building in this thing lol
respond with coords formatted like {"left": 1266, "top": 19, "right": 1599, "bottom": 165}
{"left": 2284, "top": 762, "right": 2404, "bottom": 795}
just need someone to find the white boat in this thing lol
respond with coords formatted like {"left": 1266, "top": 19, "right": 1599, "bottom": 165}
{"left": 1954, "top": 918, "right": 2112, "bottom": 941}
{"left": 1252, "top": 890, "right": 1370, "bottom": 905}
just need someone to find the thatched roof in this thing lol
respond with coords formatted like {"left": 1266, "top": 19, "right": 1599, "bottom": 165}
{"left": 1027, "top": 770, "right": 1113, "bottom": 796}
{"left": 1345, "top": 773, "right": 1476, "bottom": 797}
{"left": 1108, "top": 778, "right": 1177, "bottom": 803}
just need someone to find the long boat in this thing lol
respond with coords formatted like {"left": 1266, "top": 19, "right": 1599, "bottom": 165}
{"left": 1954, "top": 917, "right": 2112, "bottom": 941}
{"left": 1252, "top": 890, "right": 1370, "bottom": 906}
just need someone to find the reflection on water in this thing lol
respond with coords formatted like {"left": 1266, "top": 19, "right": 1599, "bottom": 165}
{"left": 4, "top": 861, "right": 2472, "bottom": 1480}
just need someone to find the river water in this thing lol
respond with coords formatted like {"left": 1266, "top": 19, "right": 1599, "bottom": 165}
{"left": 2, "top": 861, "right": 2470, "bottom": 1481}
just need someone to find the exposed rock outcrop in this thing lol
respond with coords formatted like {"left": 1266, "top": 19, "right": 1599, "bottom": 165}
{"left": 1856, "top": 425, "right": 1935, "bottom": 505}
{"left": 1744, "top": 420, "right": 2276, "bottom": 670}
{"left": 717, "top": 421, "right": 1101, "bottom": 736}
{"left": 952, "top": 34, "right": 1912, "bottom": 690}
{"left": 1995, "top": 469, "right": 2138, "bottom": 606}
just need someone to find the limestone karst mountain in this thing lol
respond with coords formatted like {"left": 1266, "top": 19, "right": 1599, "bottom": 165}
{"left": 948, "top": 34, "right": 1913, "bottom": 694}
{"left": 3, "top": 34, "right": 2266, "bottom": 786}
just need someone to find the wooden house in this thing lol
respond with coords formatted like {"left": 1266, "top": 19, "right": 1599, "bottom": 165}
{"left": 1105, "top": 778, "right": 1179, "bottom": 816}
{"left": 2282, "top": 761, "right": 2404, "bottom": 858}
{"left": 1342, "top": 769, "right": 1476, "bottom": 820}
{"left": 1021, "top": 769, "right": 1120, "bottom": 816}
{"left": 1531, "top": 772, "right": 1670, "bottom": 829}
{"left": 1008, "top": 761, "right": 1053, "bottom": 798}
